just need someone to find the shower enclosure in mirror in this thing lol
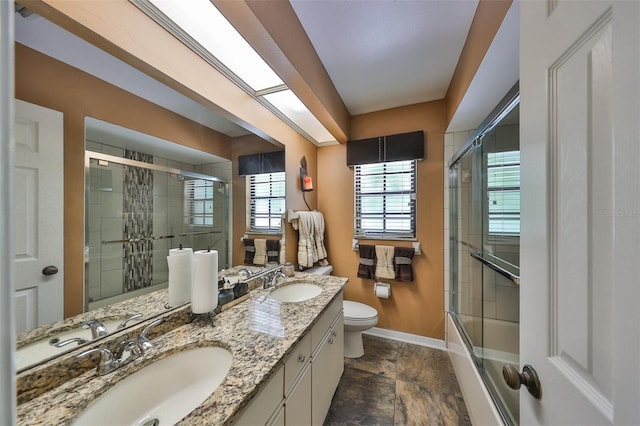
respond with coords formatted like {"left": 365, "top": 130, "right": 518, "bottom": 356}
{"left": 85, "top": 148, "right": 229, "bottom": 311}
{"left": 449, "top": 85, "right": 520, "bottom": 425}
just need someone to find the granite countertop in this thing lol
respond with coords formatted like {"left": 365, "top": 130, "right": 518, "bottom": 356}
{"left": 16, "top": 272, "right": 347, "bottom": 425}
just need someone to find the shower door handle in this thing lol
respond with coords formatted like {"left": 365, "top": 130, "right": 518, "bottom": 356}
{"left": 503, "top": 364, "right": 542, "bottom": 399}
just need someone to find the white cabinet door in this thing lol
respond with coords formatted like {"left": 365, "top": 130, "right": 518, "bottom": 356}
{"left": 328, "top": 314, "right": 344, "bottom": 388}
{"left": 284, "top": 365, "right": 312, "bottom": 426}
{"left": 521, "top": 0, "right": 640, "bottom": 424}
{"left": 13, "top": 99, "right": 64, "bottom": 333}
{"left": 311, "top": 314, "right": 344, "bottom": 426}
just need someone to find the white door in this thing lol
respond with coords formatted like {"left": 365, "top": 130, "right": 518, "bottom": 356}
{"left": 520, "top": 1, "right": 639, "bottom": 424}
{"left": 13, "top": 99, "right": 64, "bottom": 333}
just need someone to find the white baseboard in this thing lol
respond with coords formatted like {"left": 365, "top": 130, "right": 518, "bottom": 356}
{"left": 363, "top": 327, "right": 446, "bottom": 350}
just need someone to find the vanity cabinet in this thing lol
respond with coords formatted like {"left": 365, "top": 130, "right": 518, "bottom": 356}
{"left": 234, "top": 291, "right": 344, "bottom": 426}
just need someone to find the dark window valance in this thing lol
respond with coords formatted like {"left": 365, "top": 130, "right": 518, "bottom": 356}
{"left": 346, "top": 130, "right": 424, "bottom": 166}
{"left": 238, "top": 150, "right": 285, "bottom": 176}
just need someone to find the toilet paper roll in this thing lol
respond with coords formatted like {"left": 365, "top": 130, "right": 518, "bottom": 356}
{"left": 167, "top": 248, "right": 193, "bottom": 308}
{"left": 191, "top": 249, "right": 219, "bottom": 314}
{"left": 375, "top": 282, "right": 390, "bottom": 299}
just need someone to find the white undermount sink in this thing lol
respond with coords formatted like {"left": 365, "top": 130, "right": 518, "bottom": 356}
{"left": 269, "top": 283, "right": 322, "bottom": 303}
{"left": 73, "top": 346, "right": 233, "bottom": 426}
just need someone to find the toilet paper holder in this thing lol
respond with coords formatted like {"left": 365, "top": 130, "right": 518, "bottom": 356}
{"left": 374, "top": 282, "right": 391, "bottom": 299}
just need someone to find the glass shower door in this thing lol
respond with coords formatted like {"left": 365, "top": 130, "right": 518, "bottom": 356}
{"left": 85, "top": 153, "right": 228, "bottom": 310}
{"left": 449, "top": 100, "right": 520, "bottom": 425}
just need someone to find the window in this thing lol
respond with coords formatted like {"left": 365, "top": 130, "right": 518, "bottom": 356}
{"left": 184, "top": 179, "right": 214, "bottom": 226}
{"left": 249, "top": 172, "right": 285, "bottom": 232}
{"left": 487, "top": 150, "right": 520, "bottom": 235}
{"left": 354, "top": 160, "right": 416, "bottom": 238}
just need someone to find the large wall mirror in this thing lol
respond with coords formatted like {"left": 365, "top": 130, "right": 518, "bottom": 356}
{"left": 14, "top": 9, "right": 284, "bottom": 372}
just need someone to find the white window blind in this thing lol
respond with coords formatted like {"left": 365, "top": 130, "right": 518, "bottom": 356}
{"left": 184, "top": 179, "right": 214, "bottom": 226}
{"left": 249, "top": 172, "right": 285, "bottom": 232}
{"left": 487, "top": 150, "right": 520, "bottom": 235}
{"left": 354, "top": 160, "right": 416, "bottom": 239}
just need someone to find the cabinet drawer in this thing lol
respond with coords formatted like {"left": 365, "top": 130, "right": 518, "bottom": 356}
{"left": 284, "top": 332, "right": 311, "bottom": 394}
{"left": 311, "top": 291, "right": 343, "bottom": 353}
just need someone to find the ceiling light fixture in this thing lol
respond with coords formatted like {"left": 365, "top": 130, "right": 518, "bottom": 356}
{"left": 131, "top": 0, "right": 337, "bottom": 145}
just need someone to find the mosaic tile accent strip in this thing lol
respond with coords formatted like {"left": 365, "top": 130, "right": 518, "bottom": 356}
{"left": 123, "top": 150, "right": 153, "bottom": 291}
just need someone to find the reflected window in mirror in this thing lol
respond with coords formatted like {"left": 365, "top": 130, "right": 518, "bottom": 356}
{"left": 248, "top": 172, "right": 285, "bottom": 233}
{"left": 184, "top": 179, "right": 215, "bottom": 226}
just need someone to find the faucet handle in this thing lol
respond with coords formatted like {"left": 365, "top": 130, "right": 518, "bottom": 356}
{"left": 82, "top": 319, "right": 109, "bottom": 339}
{"left": 119, "top": 318, "right": 165, "bottom": 359}
{"left": 77, "top": 348, "right": 119, "bottom": 375}
{"left": 116, "top": 313, "right": 144, "bottom": 330}
{"left": 140, "top": 318, "right": 164, "bottom": 340}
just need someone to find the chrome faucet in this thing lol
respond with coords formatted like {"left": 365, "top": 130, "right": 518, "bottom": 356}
{"left": 267, "top": 271, "right": 287, "bottom": 289}
{"left": 117, "top": 318, "right": 164, "bottom": 361}
{"left": 77, "top": 347, "right": 120, "bottom": 375}
{"left": 78, "top": 318, "right": 164, "bottom": 376}
{"left": 82, "top": 319, "right": 109, "bottom": 339}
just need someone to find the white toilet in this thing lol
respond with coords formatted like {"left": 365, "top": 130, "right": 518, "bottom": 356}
{"left": 304, "top": 264, "right": 379, "bottom": 358}
{"left": 342, "top": 300, "right": 378, "bottom": 358}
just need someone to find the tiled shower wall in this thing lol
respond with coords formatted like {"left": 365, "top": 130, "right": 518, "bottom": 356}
{"left": 123, "top": 150, "right": 154, "bottom": 292}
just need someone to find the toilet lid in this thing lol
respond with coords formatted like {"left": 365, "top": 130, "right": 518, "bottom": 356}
{"left": 343, "top": 300, "right": 378, "bottom": 320}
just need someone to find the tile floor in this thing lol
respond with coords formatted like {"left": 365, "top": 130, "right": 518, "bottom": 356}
{"left": 324, "top": 335, "right": 471, "bottom": 426}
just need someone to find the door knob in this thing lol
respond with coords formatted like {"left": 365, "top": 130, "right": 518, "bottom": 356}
{"left": 503, "top": 364, "right": 542, "bottom": 399}
{"left": 42, "top": 265, "right": 59, "bottom": 276}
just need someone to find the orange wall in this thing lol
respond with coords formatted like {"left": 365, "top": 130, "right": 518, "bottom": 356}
{"left": 15, "top": 44, "right": 232, "bottom": 317}
{"left": 318, "top": 100, "right": 446, "bottom": 339}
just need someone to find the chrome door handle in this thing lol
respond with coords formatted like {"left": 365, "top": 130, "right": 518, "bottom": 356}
{"left": 503, "top": 364, "right": 542, "bottom": 399}
{"left": 42, "top": 265, "right": 59, "bottom": 276}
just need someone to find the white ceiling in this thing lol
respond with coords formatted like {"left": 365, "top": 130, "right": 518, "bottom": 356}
{"left": 290, "top": 0, "right": 479, "bottom": 116}
{"left": 14, "top": 1, "right": 517, "bottom": 146}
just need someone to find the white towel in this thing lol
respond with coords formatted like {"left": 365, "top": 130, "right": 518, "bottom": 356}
{"left": 375, "top": 245, "right": 395, "bottom": 279}
{"left": 254, "top": 239, "right": 267, "bottom": 265}
{"left": 312, "top": 211, "right": 327, "bottom": 261}
{"left": 297, "top": 211, "right": 317, "bottom": 267}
